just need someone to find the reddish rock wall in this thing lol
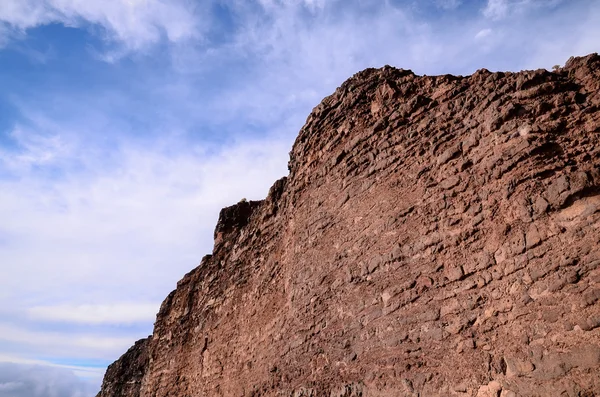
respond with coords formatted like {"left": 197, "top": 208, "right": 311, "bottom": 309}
{"left": 98, "top": 54, "right": 600, "bottom": 397}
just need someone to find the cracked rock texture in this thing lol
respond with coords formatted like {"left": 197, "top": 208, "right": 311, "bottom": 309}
{"left": 97, "top": 54, "right": 600, "bottom": 397}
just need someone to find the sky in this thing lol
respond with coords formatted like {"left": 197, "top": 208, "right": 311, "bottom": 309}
{"left": 0, "top": 0, "right": 598, "bottom": 396}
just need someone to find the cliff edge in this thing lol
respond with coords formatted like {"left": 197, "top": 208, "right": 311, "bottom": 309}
{"left": 97, "top": 54, "right": 600, "bottom": 397}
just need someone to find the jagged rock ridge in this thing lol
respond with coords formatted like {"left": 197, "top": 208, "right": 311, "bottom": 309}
{"left": 97, "top": 54, "right": 600, "bottom": 397}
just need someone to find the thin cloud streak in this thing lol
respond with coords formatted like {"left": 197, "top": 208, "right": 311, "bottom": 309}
{"left": 0, "top": 324, "right": 134, "bottom": 355}
{"left": 27, "top": 303, "right": 160, "bottom": 325}
{"left": 0, "top": 355, "right": 105, "bottom": 380}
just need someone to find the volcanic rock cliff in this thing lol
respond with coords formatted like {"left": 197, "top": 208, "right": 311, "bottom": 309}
{"left": 97, "top": 54, "right": 600, "bottom": 397}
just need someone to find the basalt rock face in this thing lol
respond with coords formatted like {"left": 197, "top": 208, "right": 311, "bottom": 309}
{"left": 98, "top": 54, "right": 600, "bottom": 397}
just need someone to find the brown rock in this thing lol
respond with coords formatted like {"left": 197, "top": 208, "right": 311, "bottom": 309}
{"left": 96, "top": 338, "right": 150, "bottom": 397}
{"left": 476, "top": 381, "right": 502, "bottom": 397}
{"left": 504, "top": 356, "right": 535, "bottom": 378}
{"left": 445, "top": 264, "right": 464, "bottom": 282}
{"left": 98, "top": 54, "right": 600, "bottom": 397}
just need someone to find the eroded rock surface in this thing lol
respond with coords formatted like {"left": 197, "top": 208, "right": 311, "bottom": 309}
{"left": 98, "top": 54, "right": 600, "bottom": 397}
{"left": 97, "top": 337, "right": 150, "bottom": 397}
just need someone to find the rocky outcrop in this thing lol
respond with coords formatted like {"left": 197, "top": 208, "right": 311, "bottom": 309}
{"left": 98, "top": 54, "right": 600, "bottom": 397}
{"left": 96, "top": 337, "right": 150, "bottom": 397}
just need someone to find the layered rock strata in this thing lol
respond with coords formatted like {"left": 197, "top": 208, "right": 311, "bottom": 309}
{"left": 97, "top": 54, "right": 600, "bottom": 397}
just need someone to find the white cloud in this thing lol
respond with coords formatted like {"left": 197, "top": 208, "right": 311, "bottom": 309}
{"left": 0, "top": 0, "right": 200, "bottom": 52}
{"left": 0, "top": 362, "right": 99, "bottom": 397}
{"left": 522, "top": 2, "right": 600, "bottom": 69}
{"left": 1, "top": 125, "right": 71, "bottom": 170}
{"left": 483, "top": 0, "right": 510, "bottom": 19}
{"left": 0, "top": 324, "right": 134, "bottom": 358}
{"left": 0, "top": 100, "right": 291, "bottom": 366}
{"left": 0, "top": 381, "right": 22, "bottom": 391}
{"left": 0, "top": 355, "right": 104, "bottom": 380}
{"left": 0, "top": 128, "right": 290, "bottom": 307}
{"left": 475, "top": 28, "right": 492, "bottom": 39}
{"left": 27, "top": 303, "right": 160, "bottom": 325}
{"left": 482, "top": 0, "right": 566, "bottom": 21}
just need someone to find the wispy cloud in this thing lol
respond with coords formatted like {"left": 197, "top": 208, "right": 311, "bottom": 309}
{"left": 0, "top": 355, "right": 105, "bottom": 380}
{"left": 0, "top": 324, "right": 134, "bottom": 357}
{"left": 0, "top": 123, "right": 290, "bottom": 306}
{"left": 482, "top": 0, "right": 510, "bottom": 19}
{"left": 1, "top": 125, "right": 70, "bottom": 170}
{"left": 27, "top": 303, "right": 160, "bottom": 325}
{"left": 474, "top": 28, "right": 493, "bottom": 39}
{"left": 0, "top": 0, "right": 201, "bottom": 55}
{"left": 0, "top": 95, "right": 291, "bottom": 371}
{"left": 482, "top": 0, "right": 565, "bottom": 20}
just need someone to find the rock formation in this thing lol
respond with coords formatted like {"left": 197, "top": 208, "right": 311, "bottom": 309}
{"left": 97, "top": 54, "right": 600, "bottom": 397}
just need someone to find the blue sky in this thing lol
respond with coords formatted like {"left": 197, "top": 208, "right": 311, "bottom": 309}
{"left": 0, "top": 0, "right": 598, "bottom": 395}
